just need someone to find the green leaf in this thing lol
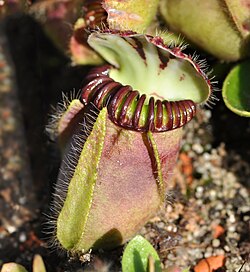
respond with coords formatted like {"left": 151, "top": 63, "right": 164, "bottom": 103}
{"left": 0, "top": 263, "right": 28, "bottom": 272}
{"left": 33, "top": 255, "right": 46, "bottom": 272}
{"left": 122, "top": 235, "right": 161, "bottom": 272}
{"left": 222, "top": 60, "right": 250, "bottom": 117}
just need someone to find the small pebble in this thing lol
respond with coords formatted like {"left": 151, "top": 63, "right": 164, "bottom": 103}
{"left": 215, "top": 201, "right": 224, "bottom": 210}
{"left": 243, "top": 215, "right": 250, "bottom": 222}
{"left": 228, "top": 225, "right": 236, "bottom": 232}
{"left": 186, "top": 233, "right": 193, "bottom": 242}
{"left": 166, "top": 205, "right": 173, "bottom": 213}
{"left": 192, "top": 143, "right": 204, "bottom": 154}
{"left": 19, "top": 232, "right": 27, "bottom": 243}
{"left": 203, "top": 152, "right": 211, "bottom": 160}
{"left": 212, "top": 239, "right": 220, "bottom": 248}
{"left": 19, "top": 196, "right": 26, "bottom": 205}
{"left": 214, "top": 249, "right": 225, "bottom": 256}
{"left": 204, "top": 144, "right": 212, "bottom": 151}
{"left": 195, "top": 188, "right": 203, "bottom": 199}
{"left": 228, "top": 214, "right": 236, "bottom": 223}
{"left": 209, "top": 190, "right": 217, "bottom": 200}
{"left": 6, "top": 225, "right": 16, "bottom": 234}
{"left": 172, "top": 226, "right": 178, "bottom": 233}
{"left": 196, "top": 199, "right": 203, "bottom": 206}
{"left": 239, "top": 188, "right": 249, "bottom": 199}
{"left": 206, "top": 246, "right": 213, "bottom": 253}
{"left": 157, "top": 222, "right": 165, "bottom": 229}
{"left": 204, "top": 251, "right": 212, "bottom": 258}
{"left": 166, "top": 225, "right": 174, "bottom": 232}
{"left": 239, "top": 206, "right": 250, "bottom": 213}
{"left": 226, "top": 204, "right": 233, "bottom": 210}
{"left": 213, "top": 211, "right": 221, "bottom": 219}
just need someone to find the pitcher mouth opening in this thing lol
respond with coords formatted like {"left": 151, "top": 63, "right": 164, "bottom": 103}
{"left": 80, "top": 30, "right": 212, "bottom": 132}
{"left": 88, "top": 30, "right": 212, "bottom": 101}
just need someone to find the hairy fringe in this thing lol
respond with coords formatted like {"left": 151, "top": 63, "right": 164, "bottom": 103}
{"left": 46, "top": 89, "right": 82, "bottom": 141}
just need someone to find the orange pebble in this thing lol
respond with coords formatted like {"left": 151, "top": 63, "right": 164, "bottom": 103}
{"left": 179, "top": 152, "right": 193, "bottom": 184}
{"left": 179, "top": 152, "right": 192, "bottom": 165}
{"left": 212, "top": 224, "right": 225, "bottom": 239}
{"left": 194, "top": 255, "right": 226, "bottom": 272}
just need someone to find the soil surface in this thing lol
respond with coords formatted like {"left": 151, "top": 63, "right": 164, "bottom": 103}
{"left": 0, "top": 14, "right": 250, "bottom": 272}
